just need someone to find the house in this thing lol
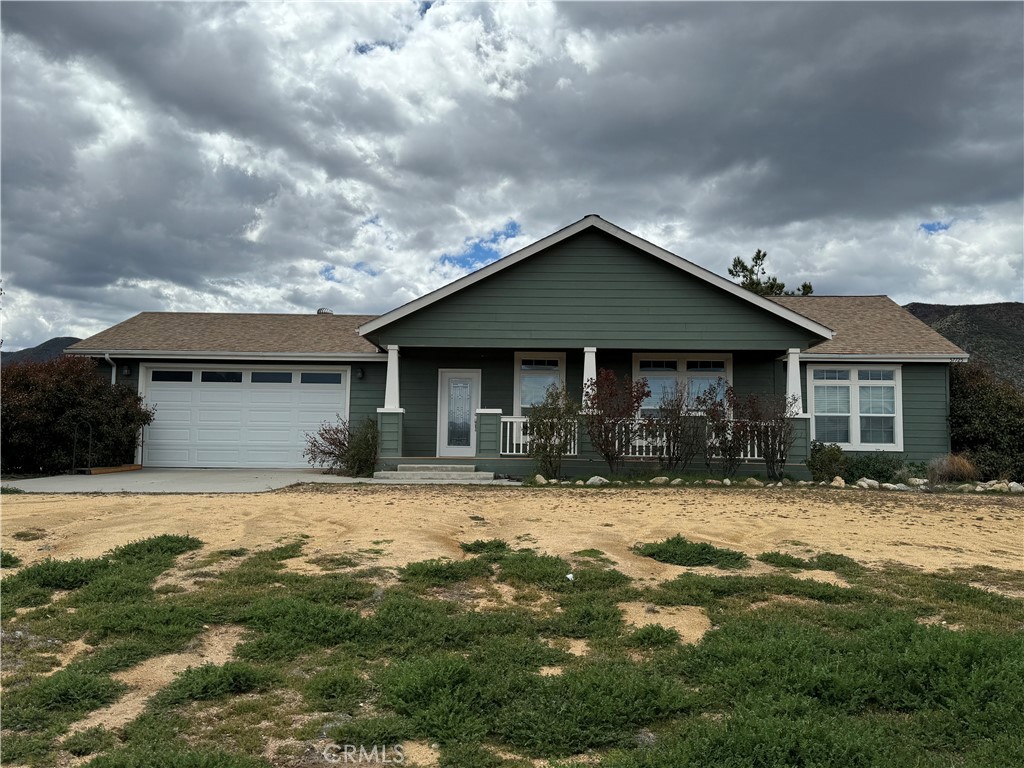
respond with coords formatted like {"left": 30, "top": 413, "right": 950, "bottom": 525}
{"left": 67, "top": 215, "right": 967, "bottom": 476}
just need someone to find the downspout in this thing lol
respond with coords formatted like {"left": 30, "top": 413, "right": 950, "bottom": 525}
{"left": 103, "top": 354, "right": 116, "bottom": 385}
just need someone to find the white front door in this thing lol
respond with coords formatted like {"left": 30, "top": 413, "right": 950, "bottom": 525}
{"left": 437, "top": 369, "right": 481, "bottom": 457}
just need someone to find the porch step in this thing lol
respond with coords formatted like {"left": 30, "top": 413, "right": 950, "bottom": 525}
{"left": 372, "top": 470, "right": 496, "bottom": 483}
{"left": 396, "top": 464, "right": 479, "bottom": 473}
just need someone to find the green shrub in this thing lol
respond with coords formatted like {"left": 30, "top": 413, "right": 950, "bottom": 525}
{"left": 0, "top": 356, "right": 154, "bottom": 474}
{"left": 806, "top": 441, "right": 846, "bottom": 481}
{"left": 757, "top": 551, "right": 811, "bottom": 569}
{"left": 154, "top": 662, "right": 279, "bottom": 707}
{"left": 757, "top": 551, "right": 864, "bottom": 578}
{"left": 3, "top": 669, "right": 126, "bottom": 731}
{"left": 950, "top": 361, "right": 1024, "bottom": 480}
{"left": 626, "top": 624, "right": 681, "bottom": 648}
{"left": 843, "top": 452, "right": 910, "bottom": 484}
{"left": 633, "top": 535, "right": 748, "bottom": 569}
{"left": 329, "top": 714, "right": 415, "bottom": 746}
{"left": 1, "top": 549, "right": 22, "bottom": 567}
{"left": 346, "top": 418, "right": 380, "bottom": 477}
{"left": 495, "top": 551, "right": 573, "bottom": 589}
{"left": 926, "top": 453, "right": 981, "bottom": 485}
{"left": 459, "top": 539, "right": 512, "bottom": 557}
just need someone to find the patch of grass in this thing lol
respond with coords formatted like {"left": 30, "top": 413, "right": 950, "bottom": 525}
{"left": 400, "top": 557, "right": 493, "bottom": 587}
{"left": 108, "top": 534, "right": 203, "bottom": 563}
{"left": 460, "top": 538, "right": 513, "bottom": 557}
{"left": 0, "top": 732, "right": 54, "bottom": 763}
{"left": 303, "top": 666, "right": 364, "bottom": 712}
{"left": 2, "top": 484, "right": 28, "bottom": 494}
{"left": 647, "top": 573, "right": 867, "bottom": 609}
{"left": 548, "top": 594, "right": 624, "bottom": 639}
{"left": 154, "top": 662, "right": 280, "bottom": 708}
{"left": 757, "top": 550, "right": 865, "bottom": 579}
{"left": 329, "top": 714, "right": 416, "bottom": 746}
{"left": 63, "top": 725, "right": 119, "bottom": 757}
{"left": 633, "top": 535, "right": 749, "bottom": 569}
{"left": 84, "top": 745, "right": 271, "bottom": 768}
{"left": 439, "top": 743, "right": 510, "bottom": 767}
{"left": 572, "top": 548, "right": 615, "bottom": 564}
{"left": 757, "top": 551, "right": 811, "bottom": 569}
{"left": 3, "top": 668, "right": 126, "bottom": 731}
{"left": 2, "top": 549, "right": 23, "bottom": 567}
{"left": 496, "top": 551, "right": 573, "bottom": 589}
{"left": 12, "top": 527, "right": 45, "bottom": 539}
{"left": 625, "top": 624, "right": 681, "bottom": 649}
{"left": 310, "top": 553, "right": 360, "bottom": 569}
{"left": 216, "top": 547, "right": 250, "bottom": 558}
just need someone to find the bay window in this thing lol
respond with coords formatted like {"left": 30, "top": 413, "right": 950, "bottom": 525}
{"left": 808, "top": 365, "right": 902, "bottom": 450}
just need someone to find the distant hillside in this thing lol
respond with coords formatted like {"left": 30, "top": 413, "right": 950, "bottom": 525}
{"left": 1, "top": 337, "right": 82, "bottom": 365}
{"left": 904, "top": 302, "right": 1024, "bottom": 390}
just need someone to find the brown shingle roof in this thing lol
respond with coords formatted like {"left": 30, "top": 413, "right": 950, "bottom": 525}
{"left": 770, "top": 296, "right": 967, "bottom": 357}
{"left": 67, "top": 312, "right": 381, "bottom": 356}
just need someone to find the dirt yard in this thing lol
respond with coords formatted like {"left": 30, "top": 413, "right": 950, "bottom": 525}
{"left": 3, "top": 485, "right": 1021, "bottom": 576}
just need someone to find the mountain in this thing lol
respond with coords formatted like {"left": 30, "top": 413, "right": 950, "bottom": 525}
{"left": 1, "top": 337, "right": 82, "bottom": 365}
{"left": 904, "top": 302, "right": 1024, "bottom": 390}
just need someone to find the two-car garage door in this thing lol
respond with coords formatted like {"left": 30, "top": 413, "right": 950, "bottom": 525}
{"left": 142, "top": 366, "right": 348, "bottom": 468}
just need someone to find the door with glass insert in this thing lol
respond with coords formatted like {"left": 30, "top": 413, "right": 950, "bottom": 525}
{"left": 438, "top": 370, "right": 481, "bottom": 457}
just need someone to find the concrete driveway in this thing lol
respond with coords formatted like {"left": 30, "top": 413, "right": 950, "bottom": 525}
{"left": 2, "top": 468, "right": 371, "bottom": 494}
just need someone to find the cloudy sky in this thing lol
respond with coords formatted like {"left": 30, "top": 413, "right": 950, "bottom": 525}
{"left": 2, "top": 1, "right": 1022, "bottom": 350}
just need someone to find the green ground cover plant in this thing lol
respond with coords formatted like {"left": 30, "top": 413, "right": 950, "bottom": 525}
{"left": 1, "top": 534, "right": 1021, "bottom": 767}
{"left": 633, "top": 535, "right": 749, "bottom": 569}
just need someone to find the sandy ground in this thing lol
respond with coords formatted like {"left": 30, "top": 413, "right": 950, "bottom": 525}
{"left": 3, "top": 486, "right": 1021, "bottom": 577}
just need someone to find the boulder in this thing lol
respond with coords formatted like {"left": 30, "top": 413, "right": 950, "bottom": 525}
{"left": 781, "top": 478, "right": 793, "bottom": 486}
{"left": 722, "top": 478, "right": 731, "bottom": 486}
{"left": 881, "top": 483, "right": 900, "bottom": 490}
{"left": 855, "top": 480, "right": 870, "bottom": 489}
{"left": 706, "top": 479, "right": 723, "bottom": 486}
{"left": 857, "top": 478, "right": 880, "bottom": 490}
{"left": 894, "top": 483, "right": 911, "bottom": 491}
{"left": 956, "top": 483, "right": 975, "bottom": 492}
{"left": 974, "top": 485, "right": 986, "bottom": 492}
{"left": 586, "top": 475, "right": 609, "bottom": 486}
{"left": 907, "top": 478, "right": 928, "bottom": 487}
{"left": 612, "top": 480, "right": 624, "bottom": 486}
{"left": 574, "top": 480, "right": 585, "bottom": 486}
{"left": 650, "top": 476, "right": 670, "bottom": 485}
{"left": 991, "top": 482, "right": 1010, "bottom": 493}
{"left": 744, "top": 477, "right": 764, "bottom": 487}
{"left": 1010, "top": 482, "right": 1024, "bottom": 493}
{"left": 796, "top": 480, "right": 813, "bottom": 487}
{"left": 670, "top": 478, "right": 684, "bottom": 486}
{"left": 533, "top": 475, "right": 547, "bottom": 485}
{"left": 830, "top": 476, "right": 846, "bottom": 488}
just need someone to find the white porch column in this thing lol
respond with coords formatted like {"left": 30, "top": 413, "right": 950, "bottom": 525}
{"left": 384, "top": 344, "right": 401, "bottom": 409}
{"left": 785, "top": 347, "right": 805, "bottom": 415}
{"left": 582, "top": 347, "right": 597, "bottom": 402}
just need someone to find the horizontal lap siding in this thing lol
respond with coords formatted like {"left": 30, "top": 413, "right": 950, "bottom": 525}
{"left": 901, "top": 364, "right": 951, "bottom": 460}
{"left": 349, "top": 362, "right": 387, "bottom": 427}
{"left": 372, "top": 230, "right": 818, "bottom": 350}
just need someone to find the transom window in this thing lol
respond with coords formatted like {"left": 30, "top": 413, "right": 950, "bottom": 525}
{"left": 633, "top": 355, "right": 732, "bottom": 414}
{"left": 201, "top": 371, "right": 243, "bottom": 383}
{"left": 515, "top": 352, "right": 566, "bottom": 415}
{"left": 809, "top": 366, "right": 902, "bottom": 450}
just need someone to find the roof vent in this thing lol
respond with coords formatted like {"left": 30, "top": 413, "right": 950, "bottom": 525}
{"left": 316, "top": 308, "right": 334, "bottom": 315}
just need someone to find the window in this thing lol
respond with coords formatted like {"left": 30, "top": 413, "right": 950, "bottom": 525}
{"left": 201, "top": 371, "right": 243, "bottom": 383}
{"left": 809, "top": 366, "right": 901, "bottom": 450}
{"left": 514, "top": 352, "right": 565, "bottom": 415}
{"left": 152, "top": 370, "right": 192, "bottom": 382}
{"left": 251, "top": 371, "right": 293, "bottom": 384}
{"left": 632, "top": 355, "right": 731, "bottom": 413}
{"left": 301, "top": 372, "right": 343, "bottom": 385}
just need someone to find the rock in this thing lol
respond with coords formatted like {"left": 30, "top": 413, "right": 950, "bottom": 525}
{"left": 534, "top": 475, "right": 547, "bottom": 485}
{"left": 781, "top": 478, "right": 793, "bottom": 486}
{"left": 855, "top": 480, "right": 870, "bottom": 489}
{"left": 1010, "top": 482, "right": 1023, "bottom": 493}
{"left": 722, "top": 478, "right": 731, "bottom": 486}
{"left": 706, "top": 479, "right": 723, "bottom": 486}
{"left": 974, "top": 485, "right": 986, "bottom": 492}
{"left": 550, "top": 478, "right": 560, "bottom": 485}
{"left": 586, "top": 475, "right": 609, "bottom": 486}
{"left": 956, "top": 483, "right": 975, "bottom": 492}
{"left": 650, "top": 476, "right": 670, "bottom": 485}
{"left": 612, "top": 480, "right": 624, "bottom": 486}
{"left": 797, "top": 480, "right": 812, "bottom": 487}
{"left": 670, "top": 478, "right": 684, "bottom": 486}
{"left": 856, "top": 477, "right": 879, "bottom": 490}
{"left": 574, "top": 480, "right": 584, "bottom": 486}
{"left": 991, "top": 482, "right": 1010, "bottom": 492}
{"left": 744, "top": 477, "right": 764, "bottom": 487}
{"left": 894, "top": 483, "right": 911, "bottom": 491}
{"left": 880, "top": 483, "right": 899, "bottom": 490}
{"left": 830, "top": 476, "right": 846, "bottom": 488}
{"left": 907, "top": 478, "right": 928, "bottom": 487}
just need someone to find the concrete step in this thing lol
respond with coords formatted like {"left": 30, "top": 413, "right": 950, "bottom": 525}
{"left": 372, "top": 470, "right": 495, "bottom": 483}
{"left": 396, "top": 464, "right": 478, "bottom": 473}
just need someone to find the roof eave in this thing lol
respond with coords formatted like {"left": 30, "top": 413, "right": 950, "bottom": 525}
{"left": 65, "top": 349, "right": 386, "bottom": 361}
{"left": 799, "top": 352, "right": 969, "bottom": 363}
{"left": 359, "top": 215, "right": 835, "bottom": 340}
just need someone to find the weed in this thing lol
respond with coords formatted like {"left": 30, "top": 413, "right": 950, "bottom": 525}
{"left": 304, "top": 666, "right": 364, "bottom": 712}
{"left": 329, "top": 714, "right": 415, "bottom": 746}
{"left": 400, "top": 557, "right": 493, "bottom": 587}
{"left": 2, "top": 485, "right": 27, "bottom": 494}
{"left": 633, "top": 535, "right": 749, "bottom": 569}
{"left": 496, "top": 551, "right": 573, "bottom": 589}
{"left": 757, "top": 551, "right": 864, "bottom": 578}
{"left": 154, "top": 662, "right": 280, "bottom": 707}
{"left": 625, "top": 624, "right": 681, "bottom": 649}
{"left": 460, "top": 539, "right": 512, "bottom": 557}
{"left": 310, "top": 554, "right": 360, "bottom": 569}
{"left": 3, "top": 668, "right": 126, "bottom": 731}
{"left": 63, "top": 725, "right": 118, "bottom": 756}
{"left": 12, "top": 527, "right": 45, "bottom": 540}
{"left": 1, "top": 549, "right": 22, "bottom": 567}
{"left": 647, "top": 573, "right": 866, "bottom": 608}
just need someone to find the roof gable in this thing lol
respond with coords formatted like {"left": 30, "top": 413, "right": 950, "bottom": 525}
{"left": 359, "top": 215, "right": 834, "bottom": 340}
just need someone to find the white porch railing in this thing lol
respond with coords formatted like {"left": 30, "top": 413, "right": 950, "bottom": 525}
{"left": 501, "top": 416, "right": 578, "bottom": 456}
{"left": 501, "top": 416, "right": 764, "bottom": 460}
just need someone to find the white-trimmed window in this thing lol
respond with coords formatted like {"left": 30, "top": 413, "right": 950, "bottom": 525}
{"left": 514, "top": 352, "right": 566, "bottom": 415}
{"left": 808, "top": 365, "right": 902, "bottom": 450}
{"left": 632, "top": 354, "right": 732, "bottom": 414}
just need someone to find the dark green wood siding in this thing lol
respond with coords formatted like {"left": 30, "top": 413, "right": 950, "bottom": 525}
{"left": 371, "top": 230, "right": 821, "bottom": 350}
{"left": 901, "top": 363, "right": 951, "bottom": 460}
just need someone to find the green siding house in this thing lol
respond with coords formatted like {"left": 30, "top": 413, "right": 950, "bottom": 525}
{"left": 68, "top": 215, "right": 967, "bottom": 476}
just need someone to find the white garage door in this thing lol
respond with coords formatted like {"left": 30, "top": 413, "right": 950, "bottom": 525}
{"left": 142, "top": 367, "right": 348, "bottom": 468}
